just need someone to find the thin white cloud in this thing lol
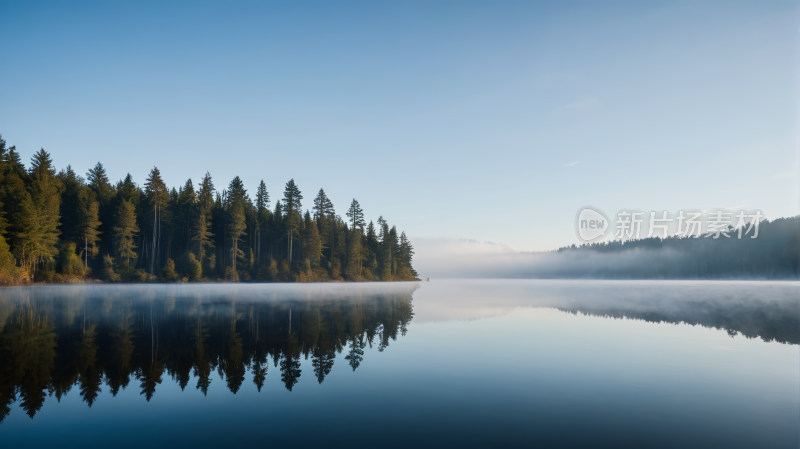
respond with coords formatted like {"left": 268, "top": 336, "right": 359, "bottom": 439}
{"left": 563, "top": 161, "right": 579, "bottom": 167}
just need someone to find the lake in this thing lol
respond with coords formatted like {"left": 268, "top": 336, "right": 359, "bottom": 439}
{"left": 0, "top": 280, "right": 797, "bottom": 448}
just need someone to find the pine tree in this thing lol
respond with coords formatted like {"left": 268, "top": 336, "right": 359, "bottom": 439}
{"left": 256, "top": 180, "right": 270, "bottom": 212}
{"left": 0, "top": 170, "right": 13, "bottom": 274}
{"left": 272, "top": 200, "right": 284, "bottom": 261}
{"left": 212, "top": 191, "right": 225, "bottom": 275}
{"left": 0, "top": 136, "right": 8, "bottom": 236}
{"left": 364, "top": 220, "right": 378, "bottom": 275}
{"left": 346, "top": 198, "right": 365, "bottom": 230}
{"left": 228, "top": 198, "right": 246, "bottom": 278}
{"left": 0, "top": 134, "right": 7, "bottom": 166}
{"left": 14, "top": 149, "right": 63, "bottom": 275}
{"left": 113, "top": 199, "right": 139, "bottom": 269}
{"left": 56, "top": 165, "right": 84, "bottom": 244}
{"left": 378, "top": 221, "right": 392, "bottom": 280}
{"left": 345, "top": 199, "right": 366, "bottom": 276}
{"left": 331, "top": 215, "right": 346, "bottom": 277}
{"left": 6, "top": 145, "right": 26, "bottom": 179}
{"left": 255, "top": 180, "right": 270, "bottom": 266}
{"left": 301, "top": 211, "right": 321, "bottom": 266}
{"left": 144, "top": 167, "right": 169, "bottom": 274}
{"left": 0, "top": 232, "right": 21, "bottom": 284}
{"left": 312, "top": 189, "right": 334, "bottom": 222}
{"left": 193, "top": 173, "right": 215, "bottom": 272}
{"left": 396, "top": 231, "right": 417, "bottom": 280}
{"left": 12, "top": 191, "right": 41, "bottom": 272}
{"left": 86, "top": 162, "right": 114, "bottom": 205}
{"left": 192, "top": 210, "right": 214, "bottom": 274}
{"left": 225, "top": 177, "right": 248, "bottom": 278}
{"left": 177, "top": 178, "right": 197, "bottom": 254}
{"left": 116, "top": 173, "right": 140, "bottom": 203}
{"left": 312, "top": 189, "right": 335, "bottom": 264}
{"left": 197, "top": 172, "right": 215, "bottom": 215}
{"left": 227, "top": 176, "right": 247, "bottom": 204}
{"left": 388, "top": 225, "right": 399, "bottom": 276}
{"left": 166, "top": 187, "right": 179, "bottom": 264}
{"left": 77, "top": 186, "right": 102, "bottom": 268}
{"left": 282, "top": 179, "right": 303, "bottom": 265}
{"left": 345, "top": 229, "right": 363, "bottom": 278}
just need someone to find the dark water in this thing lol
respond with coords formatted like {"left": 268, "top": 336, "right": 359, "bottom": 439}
{"left": 0, "top": 280, "right": 797, "bottom": 448}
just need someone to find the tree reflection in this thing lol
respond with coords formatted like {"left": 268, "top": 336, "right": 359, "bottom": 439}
{"left": 193, "top": 318, "right": 212, "bottom": 396}
{"left": 312, "top": 347, "right": 335, "bottom": 384}
{"left": 108, "top": 309, "right": 134, "bottom": 396}
{"left": 0, "top": 284, "right": 417, "bottom": 421}
{"left": 345, "top": 338, "right": 365, "bottom": 372}
{"left": 0, "top": 304, "right": 57, "bottom": 419}
{"left": 77, "top": 325, "right": 101, "bottom": 407}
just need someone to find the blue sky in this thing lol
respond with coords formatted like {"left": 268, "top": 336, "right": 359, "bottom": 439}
{"left": 0, "top": 1, "right": 797, "bottom": 251}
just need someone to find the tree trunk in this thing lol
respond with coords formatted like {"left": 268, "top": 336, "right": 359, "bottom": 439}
{"left": 151, "top": 201, "right": 158, "bottom": 274}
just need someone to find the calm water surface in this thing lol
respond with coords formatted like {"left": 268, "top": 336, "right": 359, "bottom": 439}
{"left": 0, "top": 280, "right": 797, "bottom": 448}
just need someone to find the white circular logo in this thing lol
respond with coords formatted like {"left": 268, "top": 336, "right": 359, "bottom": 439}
{"left": 575, "top": 206, "right": 610, "bottom": 242}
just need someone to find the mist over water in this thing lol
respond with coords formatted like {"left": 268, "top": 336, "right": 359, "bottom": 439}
{"left": 413, "top": 234, "right": 800, "bottom": 279}
{"left": 413, "top": 280, "right": 799, "bottom": 343}
{"left": 412, "top": 238, "right": 687, "bottom": 278}
{"left": 0, "top": 281, "right": 797, "bottom": 448}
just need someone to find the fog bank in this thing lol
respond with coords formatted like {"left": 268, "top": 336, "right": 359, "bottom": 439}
{"left": 412, "top": 236, "right": 799, "bottom": 279}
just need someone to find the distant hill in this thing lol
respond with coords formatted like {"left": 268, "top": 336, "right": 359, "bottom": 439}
{"left": 414, "top": 216, "right": 799, "bottom": 279}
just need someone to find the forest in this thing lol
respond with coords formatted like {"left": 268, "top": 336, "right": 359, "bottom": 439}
{"left": 549, "top": 215, "right": 800, "bottom": 279}
{"left": 0, "top": 135, "right": 418, "bottom": 284}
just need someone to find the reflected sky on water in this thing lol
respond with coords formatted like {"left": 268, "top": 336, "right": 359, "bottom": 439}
{"left": 0, "top": 281, "right": 797, "bottom": 448}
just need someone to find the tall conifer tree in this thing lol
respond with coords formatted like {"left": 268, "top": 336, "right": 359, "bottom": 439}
{"left": 144, "top": 167, "right": 168, "bottom": 274}
{"left": 345, "top": 199, "right": 366, "bottom": 275}
{"left": 301, "top": 211, "right": 321, "bottom": 266}
{"left": 345, "top": 229, "right": 363, "bottom": 278}
{"left": 193, "top": 173, "right": 215, "bottom": 272}
{"left": 14, "top": 149, "right": 62, "bottom": 274}
{"left": 227, "top": 177, "right": 247, "bottom": 277}
{"left": 113, "top": 200, "right": 139, "bottom": 269}
{"left": 6, "top": 146, "right": 26, "bottom": 179}
{"left": 56, "top": 165, "right": 84, "bottom": 244}
{"left": 282, "top": 179, "right": 303, "bottom": 265}
{"left": 77, "top": 187, "right": 102, "bottom": 267}
{"left": 346, "top": 199, "right": 365, "bottom": 230}
{"left": 312, "top": 189, "right": 334, "bottom": 263}
{"left": 87, "top": 162, "right": 114, "bottom": 205}
{"left": 255, "top": 180, "right": 270, "bottom": 266}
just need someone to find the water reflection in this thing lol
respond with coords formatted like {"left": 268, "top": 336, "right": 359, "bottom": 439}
{"left": 413, "top": 280, "right": 799, "bottom": 345}
{"left": 0, "top": 281, "right": 797, "bottom": 427}
{"left": 0, "top": 284, "right": 416, "bottom": 422}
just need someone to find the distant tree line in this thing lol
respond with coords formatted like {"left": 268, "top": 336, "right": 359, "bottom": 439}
{"left": 0, "top": 135, "right": 418, "bottom": 284}
{"left": 551, "top": 216, "right": 800, "bottom": 279}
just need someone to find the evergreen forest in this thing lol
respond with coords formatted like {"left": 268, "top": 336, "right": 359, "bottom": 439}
{"left": 0, "top": 135, "right": 418, "bottom": 284}
{"left": 549, "top": 215, "right": 799, "bottom": 279}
